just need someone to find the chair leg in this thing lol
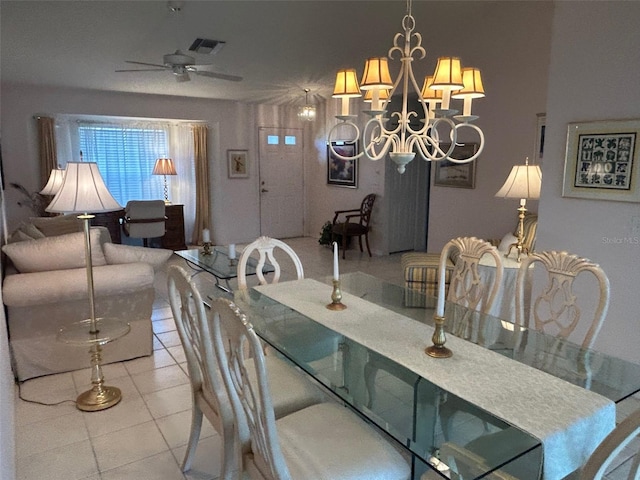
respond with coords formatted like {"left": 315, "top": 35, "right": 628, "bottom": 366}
{"left": 358, "top": 235, "right": 364, "bottom": 253}
{"left": 365, "top": 233, "right": 372, "bottom": 257}
{"left": 181, "top": 404, "right": 203, "bottom": 472}
{"left": 342, "top": 231, "right": 348, "bottom": 259}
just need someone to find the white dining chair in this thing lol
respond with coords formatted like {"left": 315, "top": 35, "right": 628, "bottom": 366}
{"left": 166, "top": 265, "right": 325, "bottom": 478}
{"left": 515, "top": 250, "right": 610, "bottom": 349}
{"left": 237, "top": 236, "right": 304, "bottom": 290}
{"left": 580, "top": 408, "right": 640, "bottom": 480}
{"left": 209, "top": 296, "right": 411, "bottom": 480}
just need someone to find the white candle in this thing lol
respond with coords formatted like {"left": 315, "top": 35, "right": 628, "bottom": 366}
{"left": 228, "top": 244, "right": 236, "bottom": 259}
{"left": 202, "top": 229, "right": 210, "bottom": 243}
{"left": 333, "top": 241, "right": 339, "bottom": 281}
{"left": 436, "top": 259, "right": 446, "bottom": 318}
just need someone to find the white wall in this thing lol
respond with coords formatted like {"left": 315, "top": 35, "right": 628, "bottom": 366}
{"left": 538, "top": 1, "right": 640, "bottom": 363}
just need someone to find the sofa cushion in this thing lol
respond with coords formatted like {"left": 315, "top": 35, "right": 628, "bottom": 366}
{"left": 103, "top": 243, "right": 172, "bottom": 271}
{"left": 30, "top": 214, "right": 83, "bottom": 236}
{"left": 2, "top": 262, "right": 155, "bottom": 307}
{"left": 2, "top": 230, "right": 107, "bottom": 273}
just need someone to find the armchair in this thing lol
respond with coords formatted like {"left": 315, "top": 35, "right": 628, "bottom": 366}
{"left": 122, "top": 200, "right": 167, "bottom": 247}
{"left": 331, "top": 193, "right": 376, "bottom": 259}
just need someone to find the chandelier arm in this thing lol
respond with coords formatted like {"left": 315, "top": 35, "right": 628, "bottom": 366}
{"left": 362, "top": 118, "right": 396, "bottom": 161}
{"left": 327, "top": 121, "right": 366, "bottom": 161}
{"left": 441, "top": 124, "right": 486, "bottom": 164}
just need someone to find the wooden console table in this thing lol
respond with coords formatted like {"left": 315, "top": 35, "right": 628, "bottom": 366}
{"left": 92, "top": 204, "right": 186, "bottom": 250}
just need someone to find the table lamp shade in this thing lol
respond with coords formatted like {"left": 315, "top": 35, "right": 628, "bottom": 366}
{"left": 39, "top": 168, "right": 66, "bottom": 195}
{"left": 152, "top": 158, "right": 177, "bottom": 176}
{"left": 46, "top": 162, "right": 121, "bottom": 214}
{"left": 495, "top": 163, "right": 542, "bottom": 200}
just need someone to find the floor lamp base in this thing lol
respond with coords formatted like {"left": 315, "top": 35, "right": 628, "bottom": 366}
{"left": 76, "top": 385, "right": 122, "bottom": 412}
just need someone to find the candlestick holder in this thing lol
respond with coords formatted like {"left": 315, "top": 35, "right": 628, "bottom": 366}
{"left": 425, "top": 314, "right": 452, "bottom": 358}
{"left": 202, "top": 242, "right": 213, "bottom": 255}
{"left": 326, "top": 279, "right": 347, "bottom": 310}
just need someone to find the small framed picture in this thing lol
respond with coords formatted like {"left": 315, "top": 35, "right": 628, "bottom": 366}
{"left": 433, "top": 143, "right": 478, "bottom": 189}
{"left": 327, "top": 141, "right": 358, "bottom": 188}
{"left": 535, "top": 113, "right": 546, "bottom": 165}
{"left": 562, "top": 119, "right": 640, "bottom": 203}
{"left": 228, "top": 150, "right": 249, "bottom": 179}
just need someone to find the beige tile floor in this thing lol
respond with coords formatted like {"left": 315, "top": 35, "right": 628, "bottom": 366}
{"left": 12, "top": 236, "right": 639, "bottom": 479}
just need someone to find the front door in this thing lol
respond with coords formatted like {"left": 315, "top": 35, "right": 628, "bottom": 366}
{"left": 258, "top": 127, "right": 304, "bottom": 238}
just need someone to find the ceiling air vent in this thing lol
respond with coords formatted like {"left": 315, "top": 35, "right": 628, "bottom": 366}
{"left": 188, "top": 38, "right": 226, "bottom": 55}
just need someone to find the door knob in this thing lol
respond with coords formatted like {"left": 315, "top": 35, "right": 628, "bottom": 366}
{"left": 261, "top": 188, "right": 269, "bottom": 193}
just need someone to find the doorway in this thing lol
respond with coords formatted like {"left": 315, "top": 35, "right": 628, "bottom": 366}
{"left": 258, "top": 127, "right": 304, "bottom": 238}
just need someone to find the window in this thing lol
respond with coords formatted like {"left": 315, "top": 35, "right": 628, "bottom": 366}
{"left": 78, "top": 124, "right": 166, "bottom": 205}
{"left": 267, "top": 135, "right": 279, "bottom": 145}
{"left": 284, "top": 135, "right": 297, "bottom": 145}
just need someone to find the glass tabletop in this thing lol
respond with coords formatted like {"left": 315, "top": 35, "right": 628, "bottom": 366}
{"left": 175, "top": 247, "right": 275, "bottom": 280}
{"left": 57, "top": 318, "right": 131, "bottom": 346}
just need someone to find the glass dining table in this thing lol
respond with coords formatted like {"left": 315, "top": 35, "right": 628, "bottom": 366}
{"left": 231, "top": 272, "right": 640, "bottom": 480}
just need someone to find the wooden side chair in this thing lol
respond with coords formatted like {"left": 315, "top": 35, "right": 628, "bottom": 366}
{"left": 331, "top": 193, "right": 376, "bottom": 259}
{"left": 209, "top": 296, "right": 411, "bottom": 480}
{"left": 166, "top": 265, "right": 324, "bottom": 477}
{"left": 515, "top": 250, "right": 610, "bottom": 349}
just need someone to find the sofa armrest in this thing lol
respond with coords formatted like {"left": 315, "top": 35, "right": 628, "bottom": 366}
{"left": 3, "top": 262, "right": 154, "bottom": 308}
{"left": 102, "top": 243, "right": 172, "bottom": 271}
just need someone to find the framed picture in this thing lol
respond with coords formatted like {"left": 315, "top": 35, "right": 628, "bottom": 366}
{"left": 535, "top": 113, "right": 546, "bottom": 165}
{"left": 433, "top": 143, "right": 478, "bottom": 189}
{"left": 327, "top": 141, "right": 358, "bottom": 188}
{"left": 227, "top": 150, "right": 249, "bottom": 178}
{"left": 562, "top": 119, "right": 640, "bottom": 203}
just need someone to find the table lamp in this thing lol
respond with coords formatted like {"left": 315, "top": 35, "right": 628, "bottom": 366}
{"left": 495, "top": 157, "right": 542, "bottom": 262}
{"left": 46, "top": 162, "right": 125, "bottom": 411}
{"left": 39, "top": 167, "right": 65, "bottom": 196}
{"left": 152, "top": 158, "right": 177, "bottom": 204}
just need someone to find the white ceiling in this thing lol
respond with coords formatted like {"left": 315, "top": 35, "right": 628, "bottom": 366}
{"left": 0, "top": 0, "right": 488, "bottom": 106}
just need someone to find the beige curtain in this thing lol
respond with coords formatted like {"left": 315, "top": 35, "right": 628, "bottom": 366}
{"left": 37, "top": 116, "right": 57, "bottom": 186}
{"left": 191, "top": 124, "right": 210, "bottom": 245}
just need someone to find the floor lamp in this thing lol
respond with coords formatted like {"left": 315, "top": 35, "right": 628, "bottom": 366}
{"left": 46, "top": 162, "right": 126, "bottom": 411}
{"left": 495, "top": 157, "right": 542, "bottom": 262}
{"left": 152, "top": 158, "right": 177, "bottom": 204}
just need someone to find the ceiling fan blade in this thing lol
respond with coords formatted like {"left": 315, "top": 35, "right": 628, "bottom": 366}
{"left": 116, "top": 68, "right": 167, "bottom": 72}
{"left": 124, "top": 60, "right": 168, "bottom": 69}
{"left": 195, "top": 70, "right": 243, "bottom": 82}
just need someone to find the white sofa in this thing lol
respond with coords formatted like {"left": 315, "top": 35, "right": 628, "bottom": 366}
{"left": 2, "top": 216, "right": 172, "bottom": 381}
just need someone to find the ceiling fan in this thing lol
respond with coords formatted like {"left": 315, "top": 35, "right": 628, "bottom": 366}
{"left": 116, "top": 50, "right": 243, "bottom": 83}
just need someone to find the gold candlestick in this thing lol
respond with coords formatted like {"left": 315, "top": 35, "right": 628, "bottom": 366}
{"left": 425, "top": 314, "right": 452, "bottom": 358}
{"left": 326, "top": 279, "right": 347, "bottom": 310}
{"left": 202, "top": 242, "right": 213, "bottom": 255}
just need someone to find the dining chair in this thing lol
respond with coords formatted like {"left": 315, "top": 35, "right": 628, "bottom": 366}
{"left": 166, "top": 265, "right": 325, "bottom": 477}
{"left": 515, "top": 250, "right": 610, "bottom": 349}
{"left": 209, "top": 296, "right": 411, "bottom": 480}
{"left": 331, "top": 193, "right": 376, "bottom": 259}
{"left": 122, "top": 199, "right": 166, "bottom": 247}
{"left": 237, "top": 236, "right": 304, "bottom": 290}
{"left": 580, "top": 408, "right": 640, "bottom": 480}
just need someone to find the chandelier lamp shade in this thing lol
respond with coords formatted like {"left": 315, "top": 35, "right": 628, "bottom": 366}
{"left": 328, "top": 0, "right": 486, "bottom": 174}
{"left": 152, "top": 157, "right": 177, "bottom": 204}
{"left": 298, "top": 88, "right": 317, "bottom": 122}
{"left": 39, "top": 167, "right": 66, "bottom": 196}
{"left": 495, "top": 157, "right": 542, "bottom": 261}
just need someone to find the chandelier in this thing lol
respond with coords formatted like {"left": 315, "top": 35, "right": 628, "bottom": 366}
{"left": 298, "top": 88, "right": 317, "bottom": 122}
{"left": 328, "top": 0, "right": 485, "bottom": 174}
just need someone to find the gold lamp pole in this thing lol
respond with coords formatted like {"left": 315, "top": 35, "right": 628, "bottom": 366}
{"left": 152, "top": 158, "right": 177, "bottom": 204}
{"left": 495, "top": 157, "right": 542, "bottom": 262}
{"left": 47, "top": 162, "right": 126, "bottom": 411}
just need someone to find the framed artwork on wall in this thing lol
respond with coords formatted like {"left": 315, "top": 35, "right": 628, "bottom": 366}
{"left": 562, "top": 119, "right": 640, "bottom": 203}
{"left": 433, "top": 143, "right": 478, "bottom": 189}
{"left": 327, "top": 141, "right": 358, "bottom": 188}
{"left": 535, "top": 113, "right": 546, "bottom": 165}
{"left": 227, "top": 150, "right": 249, "bottom": 178}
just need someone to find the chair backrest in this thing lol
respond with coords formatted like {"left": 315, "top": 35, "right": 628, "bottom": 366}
{"left": 210, "top": 297, "right": 290, "bottom": 479}
{"left": 237, "top": 236, "right": 304, "bottom": 290}
{"left": 515, "top": 250, "right": 610, "bottom": 349}
{"left": 439, "top": 237, "right": 504, "bottom": 315}
{"left": 124, "top": 200, "right": 166, "bottom": 238}
{"left": 359, "top": 193, "right": 376, "bottom": 227}
{"left": 166, "top": 265, "right": 233, "bottom": 433}
{"left": 580, "top": 408, "right": 640, "bottom": 480}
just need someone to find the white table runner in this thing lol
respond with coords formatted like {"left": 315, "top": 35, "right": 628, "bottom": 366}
{"left": 254, "top": 278, "right": 615, "bottom": 480}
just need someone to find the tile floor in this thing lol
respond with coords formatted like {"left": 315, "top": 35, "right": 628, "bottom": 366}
{"left": 12, "top": 237, "right": 639, "bottom": 479}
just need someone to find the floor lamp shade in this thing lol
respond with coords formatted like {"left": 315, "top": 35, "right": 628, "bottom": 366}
{"left": 46, "top": 162, "right": 121, "bottom": 214}
{"left": 40, "top": 168, "right": 66, "bottom": 196}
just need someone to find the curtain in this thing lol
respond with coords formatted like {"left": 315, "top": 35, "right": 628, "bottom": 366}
{"left": 37, "top": 116, "right": 57, "bottom": 186}
{"left": 169, "top": 124, "right": 197, "bottom": 243}
{"left": 192, "top": 124, "right": 210, "bottom": 245}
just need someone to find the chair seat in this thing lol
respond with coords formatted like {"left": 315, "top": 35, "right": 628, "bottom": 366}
{"left": 332, "top": 222, "right": 368, "bottom": 236}
{"left": 271, "top": 402, "right": 410, "bottom": 480}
